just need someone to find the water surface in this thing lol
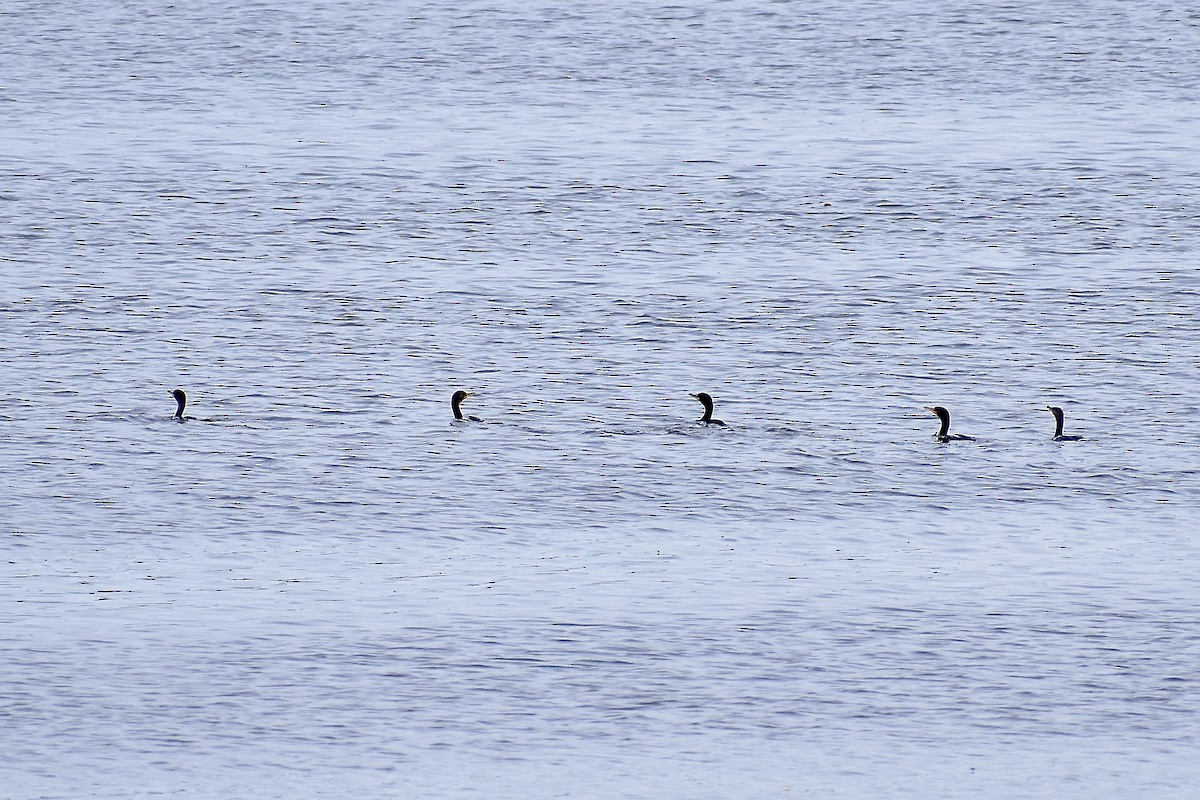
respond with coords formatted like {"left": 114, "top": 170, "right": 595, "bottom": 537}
{"left": 3, "top": 1, "right": 1200, "bottom": 797}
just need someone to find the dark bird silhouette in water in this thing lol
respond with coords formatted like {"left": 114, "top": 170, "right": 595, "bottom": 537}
{"left": 1046, "top": 406, "right": 1083, "bottom": 441}
{"left": 690, "top": 392, "right": 727, "bottom": 427}
{"left": 172, "top": 388, "right": 188, "bottom": 421}
{"left": 452, "top": 390, "right": 481, "bottom": 422}
{"left": 925, "top": 405, "right": 974, "bottom": 442}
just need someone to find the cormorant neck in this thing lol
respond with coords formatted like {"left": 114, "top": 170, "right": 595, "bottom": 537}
{"left": 937, "top": 415, "right": 950, "bottom": 438}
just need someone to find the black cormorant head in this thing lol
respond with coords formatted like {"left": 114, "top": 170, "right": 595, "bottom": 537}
{"left": 172, "top": 388, "right": 187, "bottom": 419}
{"left": 1047, "top": 405, "right": 1065, "bottom": 437}
{"left": 925, "top": 405, "right": 951, "bottom": 436}
{"left": 690, "top": 392, "right": 716, "bottom": 422}
{"left": 451, "top": 390, "right": 474, "bottom": 420}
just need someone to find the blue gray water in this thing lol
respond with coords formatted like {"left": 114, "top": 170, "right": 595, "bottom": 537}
{"left": 3, "top": 1, "right": 1200, "bottom": 797}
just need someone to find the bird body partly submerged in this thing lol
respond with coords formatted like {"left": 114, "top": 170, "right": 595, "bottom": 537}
{"left": 452, "top": 390, "right": 482, "bottom": 422}
{"left": 1047, "top": 406, "right": 1084, "bottom": 441}
{"left": 690, "top": 392, "right": 727, "bottom": 426}
{"left": 926, "top": 405, "right": 973, "bottom": 442}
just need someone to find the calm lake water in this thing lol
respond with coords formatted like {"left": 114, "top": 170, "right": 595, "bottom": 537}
{"left": 3, "top": 1, "right": 1200, "bottom": 797}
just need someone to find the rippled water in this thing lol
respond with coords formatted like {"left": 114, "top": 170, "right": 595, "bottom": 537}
{"left": 4, "top": 1, "right": 1200, "bottom": 797}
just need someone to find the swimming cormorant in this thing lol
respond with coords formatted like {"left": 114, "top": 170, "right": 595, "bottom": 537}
{"left": 452, "top": 390, "right": 481, "bottom": 422}
{"left": 690, "top": 392, "right": 727, "bottom": 426}
{"left": 925, "top": 405, "right": 974, "bottom": 442}
{"left": 172, "top": 388, "right": 187, "bottom": 421}
{"left": 1046, "top": 406, "right": 1083, "bottom": 441}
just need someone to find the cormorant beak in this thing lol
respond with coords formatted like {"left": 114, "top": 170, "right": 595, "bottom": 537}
{"left": 689, "top": 393, "right": 700, "bottom": 400}
{"left": 923, "top": 406, "right": 937, "bottom": 415}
